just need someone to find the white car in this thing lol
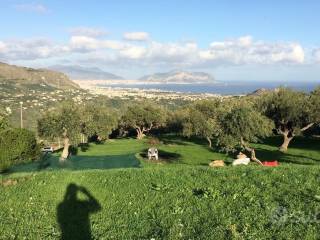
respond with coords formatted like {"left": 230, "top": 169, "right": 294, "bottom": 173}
{"left": 42, "top": 146, "right": 54, "bottom": 153}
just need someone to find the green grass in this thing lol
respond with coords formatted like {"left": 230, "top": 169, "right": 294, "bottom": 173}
{"left": 1, "top": 136, "right": 320, "bottom": 239}
{"left": 9, "top": 136, "right": 233, "bottom": 173}
{"left": 253, "top": 136, "right": 320, "bottom": 165}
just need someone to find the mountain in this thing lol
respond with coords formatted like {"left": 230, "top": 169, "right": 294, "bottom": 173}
{"left": 0, "top": 62, "right": 79, "bottom": 89}
{"left": 49, "top": 65, "right": 124, "bottom": 80}
{"left": 248, "top": 88, "right": 280, "bottom": 96}
{"left": 139, "top": 70, "right": 215, "bottom": 84}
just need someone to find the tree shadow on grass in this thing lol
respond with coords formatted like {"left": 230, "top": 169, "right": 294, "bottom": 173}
{"left": 57, "top": 183, "right": 101, "bottom": 240}
{"left": 140, "top": 148, "right": 182, "bottom": 163}
{"left": 8, "top": 154, "right": 141, "bottom": 173}
{"left": 262, "top": 136, "right": 320, "bottom": 152}
{"left": 68, "top": 154, "right": 141, "bottom": 170}
{"left": 290, "top": 136, "right": 320, "bottom": 152}
{"left": 37, "top": 152, "right": 51, "bottom": 170}
{"left": 157, "top": 135, "right": 191, "bottom": 146}
{"left": 78, "top": 143, "right": 90, "bottom": 152}
{"left": 254, "top": 147, "right": 320, "bottom": 165}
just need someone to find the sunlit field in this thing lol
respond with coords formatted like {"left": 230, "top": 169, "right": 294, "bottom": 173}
{"left": 1, "top": 136, "right": 320, "bottom": 239}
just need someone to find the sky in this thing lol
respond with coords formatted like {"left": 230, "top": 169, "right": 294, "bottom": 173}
{"left": 0, "top": 0, "right": 320, "bottom": 81}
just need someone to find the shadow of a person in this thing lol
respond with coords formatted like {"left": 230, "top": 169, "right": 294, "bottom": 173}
{"left": 57, "top": 183, "right": 101, "bottom": 240}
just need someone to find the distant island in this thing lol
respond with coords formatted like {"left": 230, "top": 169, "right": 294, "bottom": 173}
{"left": 139, "top": 70, "right": 215, "bottom": 84}
{"left": 47, "top": 65, "right": 215, "bottom": 84}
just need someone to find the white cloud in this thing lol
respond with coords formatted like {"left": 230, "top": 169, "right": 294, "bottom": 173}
{"left": 142, "top": 42, "right": 199, "bottom": 66}
{"left": 199, "top": 36, "right": 305, "bottom": 64}
{"left": 69, "top": 27, "right": 107, "bottom": 37}
{"left": 0, "top": 41, "right": 7, "bottom": 53}
{"left": 14, "top": 3, "right": 48, "bottom": 13}
{"left": 123, "top": 32, "right": 150, "bottom": 41}
{"left": 69, "top": 36, "right": 126, "bottom": 52}
{"left": 120, "top": 46, "right": 147, "bottom": 59}
{"left": 69, "top": 36, "right": 100, "bottom": 51}
{"left": 0, "top": 35, "right": 310, "bottom": 69}
{"left": 238, "top": 35, "right": 253, "bottom": 47}
{"left": 313, "top": 49, "right": 320, "bottom": 63}
{"left": 0, "top": 39, "right": 68, "bottom": 60}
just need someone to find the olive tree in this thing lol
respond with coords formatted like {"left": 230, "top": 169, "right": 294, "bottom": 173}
{"left": 0, "top": 108, "right": 10, "bottom": 131}
{"left": 217, "top": 104, "right": 274, "bottom": 164}
{"left": 181, "top": 100, "right": 222, "bottom": 147}
{"left": 0, "top": 114, "right": 8, "bottom": 132}
{"left": 80, "top": 104, "right": 118, "bottom": 142}
{"left": 120, "top": 102, "right": 167, "bottom": 139}
{"left": 309, "top": 86, "right": 320, "bottom": 125}
{"left": 258, "top": 88, "right": 319, "bottom": 151}
{"left": 38, "top": 103, "right": 82, "bottom": 161}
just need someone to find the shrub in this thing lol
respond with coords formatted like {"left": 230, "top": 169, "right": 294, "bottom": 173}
{"left": 0, "top": 128, "right": 40, "bottom": 172}
{"left": 147, "top": 137, "right": 160, "bottom": 146}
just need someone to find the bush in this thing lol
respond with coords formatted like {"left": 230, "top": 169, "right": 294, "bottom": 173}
{"left": 0, "top": 128, "right": 40, "bottom": 172}
{"left": 147, "top": 137, "right": 160, "bottom": 146}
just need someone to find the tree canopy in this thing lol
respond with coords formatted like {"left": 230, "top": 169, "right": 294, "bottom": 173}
{"left": 0, "top": 108, "right": 9, "bottom": 132}
{"left": 258, "top": 88, "right": 319, "bottom": 151}
{"left": 121, "top": 102, "right": 167, "bottom": 139}
{"left": 181, "top": 100, "right": 222, "bottom": 147}
{"left": 38, "top": 102, "right": 119, "bottom": 160}
{"left": 38, "top": 103, "right": 82, "bottom": 160}
{"left": 80, "top": 104, "right": 118, "bottom": 141}
{"left": 216, "top": 103, "right": 274, "bottom": 163}
{"left": 38, "top": 103, "right": 82, "bottom": 143}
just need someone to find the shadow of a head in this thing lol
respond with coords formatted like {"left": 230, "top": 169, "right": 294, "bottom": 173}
{"left": 57, "top": 183, "right": 101, "bottom": 240}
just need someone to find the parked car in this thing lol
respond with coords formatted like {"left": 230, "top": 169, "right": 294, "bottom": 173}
{"left": 41, "top": 146, "right": 54, "bottom": 153}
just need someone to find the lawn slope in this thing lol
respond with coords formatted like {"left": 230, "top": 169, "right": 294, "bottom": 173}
{"left": 1, "top": 136, "right": 320, "bottom": 239}
{"left": 1, "top": 166, "right": 320, "bottom": 239}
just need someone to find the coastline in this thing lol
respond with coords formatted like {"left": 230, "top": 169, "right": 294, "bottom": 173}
{"left": 73, "top": 79, "right": 319, "bottom": 100}
{"left": 73, "top": 80, "right": 228, "bottom": 101}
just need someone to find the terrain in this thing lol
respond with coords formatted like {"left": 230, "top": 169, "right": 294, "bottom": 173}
{"left": 0, "top": 81, "right": 101, "bottom": 130}
{"left": 49, "top": 65, "right": 124, "bottom": 80}
{"left": 0, "top": 62, "right": 79, "bottom": 89}
{"left": 1, "top": 136, "right": 320, "bottom": 239}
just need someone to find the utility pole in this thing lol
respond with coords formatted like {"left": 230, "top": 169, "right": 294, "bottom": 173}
{"left": 19, "top": 101, "right": 23, "bottom": 128}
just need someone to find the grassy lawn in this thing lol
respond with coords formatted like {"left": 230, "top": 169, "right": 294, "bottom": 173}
{"left": 1, "top": 136, "right": 320, "bottom": 239}
{"left": 9, "top": 136, "right": 234, "bottom": 173}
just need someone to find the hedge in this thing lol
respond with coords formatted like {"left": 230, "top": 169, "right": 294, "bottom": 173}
{"left": 0, "top": 128, "right": 40, "bottom": 172}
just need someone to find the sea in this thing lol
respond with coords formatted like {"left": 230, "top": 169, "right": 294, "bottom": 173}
{"left": 101, "top": 81, "right": 320, "bottom": 95}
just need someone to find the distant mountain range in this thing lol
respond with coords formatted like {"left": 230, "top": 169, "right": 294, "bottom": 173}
{"left": 44, "top": 66, "right": 215, "bottom": 84}
{"left": 0, "top": 62, "right": 79, "bottom": 89}
{"left": 139, "top": 70, "right": 215, "bottom": 84}
{"left": 49, "top": 65, "right": 124, "bottom": 80}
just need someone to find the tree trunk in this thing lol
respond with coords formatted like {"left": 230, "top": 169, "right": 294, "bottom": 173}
{"left": 136, "top": 128, "right": 144, "bottom": 140}
{"left": 206, "top": 137, "right": 212, "bottom": 148}
{"left": 60, "top": 128, "right": 70, "bottom": 162}
{"left": 240, "top": 137, "right": 263, "bottom": 165}
{"left": 58, "top": 137, "right": 61, "bottom": 148}
{"left": 60, "top": 137, "right": 70, "bottom": 162}
{"left": 278, "top": 123, "right": 313, "bottom": 152}
{"left": 279, "top": 132, "right": 293, "bottom": 152}
{"left": 81, "top": 133, "right": 87, "bottom": 143}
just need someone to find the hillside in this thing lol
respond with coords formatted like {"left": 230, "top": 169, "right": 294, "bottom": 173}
{"left": 1, "top": 136, "right": 320, "bottom": 239}
{"left": 139, "top": 70, "right": 215, "bottom": 84}
{"left": 49, "top": 65, "right": 124, "bottom": 80}
{"left": 0, "top": 62, "right": 79, "bottom": 89}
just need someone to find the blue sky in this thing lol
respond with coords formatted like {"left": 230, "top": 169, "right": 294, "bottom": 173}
{"left": 0, "top": 0, "right": 320, "bottom": 81}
